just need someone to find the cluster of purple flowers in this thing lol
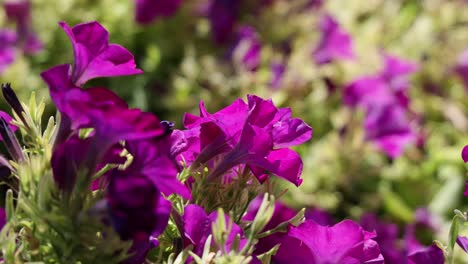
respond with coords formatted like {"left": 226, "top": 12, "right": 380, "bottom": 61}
{"left": 2, "top": 14, "right": 467, "bottom": 262}
{"left": 344, "top": 53, "right": 420, "bottom": 158}
{"left": 39, "top": 20, "right": 188, "bottom": 262}
{"left": 0, "top": 0, "right": 42, "bottom": 74}
{"left": 176, "top": 93, "right": 312, "bottom": 186}
{"left": 35, "top": 20, "right": 368, "bottom": 263}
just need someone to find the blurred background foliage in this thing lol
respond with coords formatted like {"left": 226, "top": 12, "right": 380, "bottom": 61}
{"left": 1, "top": 0, "right": 468, "bottom": 259}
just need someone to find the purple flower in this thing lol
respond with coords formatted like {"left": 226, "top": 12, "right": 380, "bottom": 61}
{"left": 208, "top": 0, "right": 241, "bottom": 43}
{"left": 462, "top": 145, "right": 468, "bottom": 162}
{"left": 42, "top": 65, "right": 167, "bottom": 193}
{"left": 51, "top": 136, "right": 91, "bottom": 192}
{"left": 269, "top": 62, "right": 286, "bottom": 90}
{"left": 313, "top": 14, "right": 354, "bottom": 65}
{"left": 456, "top": 236, "right": 468, "bottom": 253}
{"left": 455, "top": 49, "right": 468, "bottom": 90}
{"left": 41, "top": 65, "right": 163, "bottom": 148}
{"left": 364, "top": 103, "right": 416, "bottom": 158}
{"left": 274, "top": 219, "right": 384, "bottom": 264}
{"left": 0, "top": 207, "right": 6, "bottom": 230}
{"left": 361, "top": 213, "right": 403, "bottom": 263}
{"left": 180, "top": 95, "right": 312, "bottom": 186}
{"left": 407, "top": 244, "right": 444, "bottom": 264}
{"left": 182, "top": 204, "right": 246, "bottom": 256}
{"left": 305, "top": 208, "right": 334, "bottom": 226}
{"left": 361, "top": 212, "right": 443, "bottom": 264}
{"left": 135, "top": 0, "right": 182, "bottom": 24}
{"left": 230, "top": 26, "right": 262, "bottom": 71}
{"left": 243, "top": 197, "right": 296, "bottom": 255}
{"left": 344, "top": 53, "right": 418, "bottom": 109}
{"left": 380, "top": 53, "right": 419, "bottom": 92}
{"left": 107, "top": 170, "right": 172, "bottom": 263}
{"left": 4, "top": 0, "right": 43, "bottom": 54}
{"left": 123, "top": 140, "right": 191, "bottom": 199}
{"left": 0, "top": 29, "right": 17, "bottom": 74}
{"left": 343, "top": 54, "right": 419, "bottom": 158}
{"left": 59, "top": 21, "right": 143, "bottom": 86}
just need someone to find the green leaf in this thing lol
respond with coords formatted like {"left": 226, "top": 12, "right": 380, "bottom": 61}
{"left": 5, "top": 189, "right": 14, "bottom": 222}
{"left": 449, "top": 215, "right": 460, "bottom": 251}
{"left": 380, "top": 183, "right": 414, "bottom": 223}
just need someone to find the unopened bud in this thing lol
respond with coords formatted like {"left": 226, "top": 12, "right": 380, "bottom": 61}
{"left": 0, "top": 117, "right": 24, "bottom": 161}
{"left": 1, "top": 83, "right": 27, "bottom": 127}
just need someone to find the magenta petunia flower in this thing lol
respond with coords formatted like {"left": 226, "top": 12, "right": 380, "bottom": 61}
{"left": 462, "top": 145, "right": 468, "bottom": 162}
{"left": 42, "top": 65, "right": 168, "bottom": 194}
{"left": 123, "top": 140, "right": 191, "bottom": 199}
{"left": 107, "top": 170, "right": 172, "bottom": 263}
{"left": 134, "top": 0, "right": 182, "bottom": 24}
{"left": 182, "top": 204, "right": 246, "bottom": 256}
{"left": 313, "top": 14, "right": 354, "bottom": 65}
{"left": 269, "top": 62, "right": 286, "bottom": 90}
{"left": 361, "top": 212, "right": 443, "bottom": 264}
{"left": 361, "top": 213, "right": 404, "bottom": 263}
{"left": 41, "top": 65, "right": 163, "bottom": 149}
{"left": 59, "top": 21, "right": 143, "bottom": 86}
{"left": 180, "top": 95, "right": 312, "bottom": 186}
{"left": 344, "top": 53, "right": 418, "bottom": 109}
{"left": 0, "top": 29, "right": 17, "bottom": 74}
{"left": 380, "top": 53, "right": 419, "bottom": 92}
{"left": 51, "top": 136, "right": 92, "bottom": 192}
{"left": 343, "top": 53, "right": 419, "bottom": 158}
{"left": 364, "top": 103, "right": 416, "bottom": 158}
{"left": 407, "top": 244, "right": 444, "bottom": 264}
{"left": 230, "top": 26, "right": 262, "bottom": 71}
{"left": 274, "top": 219, "right": 384, "bottom": 264}
{"left": 305, "top": 208, "right": 334, "bottom": 226}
